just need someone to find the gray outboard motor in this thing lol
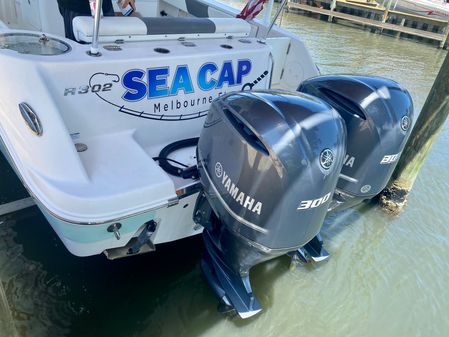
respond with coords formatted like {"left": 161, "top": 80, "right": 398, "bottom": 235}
{"left": 298, "top": 75, "right": 414, "bottom": 212}
{"left": 194, "top": 91, "right": 346, "bottom": 318}
{"left": 293, "top": 75, "right": 414, "bottom": 263}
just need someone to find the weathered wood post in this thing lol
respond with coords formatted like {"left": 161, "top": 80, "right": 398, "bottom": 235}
{"left": 379, "top": 52, "right": 449, "bottom": 214}
{"left": 380, "top": 0, "right": 393, "bottom": 33}
{"left": 328, "top": 0, "right": 337, "bottom": 22}
{"left": 396, "top": 17, "right": 405, "bottom": 38}
{"left": 440, "top": 19, "right": 449, "bottom": 48}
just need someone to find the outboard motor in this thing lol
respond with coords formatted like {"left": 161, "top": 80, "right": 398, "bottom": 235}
{"left": 194, "top": 91, "right": 346, "bottom": 318}
{"left": 290, "top": 75, "right": 414, "bottom": 264}
{"left": 298, "top": 75, "right": 414, "bottom": 212}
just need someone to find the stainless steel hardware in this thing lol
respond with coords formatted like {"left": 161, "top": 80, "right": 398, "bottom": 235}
{"left": 107, "top": 223, "right": 122, "bottom": 240}
{"left": 18, "top": 102, "right": 43, "bottom": 136}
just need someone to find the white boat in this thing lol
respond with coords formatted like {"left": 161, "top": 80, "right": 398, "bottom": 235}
{"left": 0, "top": 0, "right": 319, "bottom": 258}
{"left": 0, "top": 0, "right": 415, "bottom": 319}
{"left": 380, "top": 0, "right": 449, "bottom": 20}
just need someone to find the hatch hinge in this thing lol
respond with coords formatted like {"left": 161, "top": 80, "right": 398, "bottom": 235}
{"left": 167, "top": 197, "right": 179, "bottom": 207}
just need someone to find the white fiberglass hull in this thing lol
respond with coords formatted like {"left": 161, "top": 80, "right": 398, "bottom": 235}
{"left": 1, "top": 134, "right": 202, "bottom": 257}
{"left": 0, "top": 33, "right": 270, "bottom": 256}
{"left": 38, "top": 193, "right": 202, "bottom": 257}
{"left": 0, "top": 0, "right": 319, "bottom": 258}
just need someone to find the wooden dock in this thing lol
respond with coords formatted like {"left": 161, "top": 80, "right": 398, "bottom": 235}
{"left": 0, "top": 197, "right": 34, "bottom": 217}
{"left": 287, "top": 0, "right": 449, "bottom": 48}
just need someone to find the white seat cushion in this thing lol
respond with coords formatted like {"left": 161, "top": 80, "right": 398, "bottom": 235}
{"left": 72, "top": 16, "right": 250, "bottom": 43}
{"left": 210, "top": 18, "right": 251, "bottom": 35}
{"left": 72, "top": 16, "right": 147, "bottom": 42}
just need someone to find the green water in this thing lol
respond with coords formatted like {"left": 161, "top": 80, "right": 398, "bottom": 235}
{"left": 1, "top": 5, "right": 449, "bottom": 337}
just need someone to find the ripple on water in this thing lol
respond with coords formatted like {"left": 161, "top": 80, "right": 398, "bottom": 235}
{"left": 0, "top": 212, "right": 74, "bottom": 337}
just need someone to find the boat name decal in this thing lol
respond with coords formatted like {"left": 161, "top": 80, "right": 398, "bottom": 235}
{"left": 63, "top": 60, "right": 268, "bottom": 121}
{"left": 122, "top": 60, "right": 252, "bottom": 101}
{"left": 214, "top": 162, "right": 263, "bottom": 215}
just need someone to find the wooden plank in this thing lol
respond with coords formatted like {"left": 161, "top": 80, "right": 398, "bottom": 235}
{"left": 0, "top": 197, "right": 35, "bottom": 217}
{"left": 0, "top": 280, "right": 18, "bottom": 337}
{"left": 288, "top": 3, "right": 446, "bottom": 41}
{"left": 337, "top": 0, "right": 448, "bottom": 23}
{"left": 338, "top": 0, "right": 386, "bottom": 12}
{"left": 388, "top": 9, "right": 448, "bottom": 23}
{"left": 369, "top": 21, "right": 443, "bottom": 40}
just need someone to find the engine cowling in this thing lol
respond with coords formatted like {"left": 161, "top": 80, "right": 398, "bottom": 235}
{"left": 298, "top": 75, "right": 414, "bottom": 199}
{"left": 194, "top": 90, "right": 346, "bottom": 318}
{"left": 197, "top": 91, "right": 346, "bottom": 251}
{"left": 195, "top": 76, "right": 414, "bottom": 319}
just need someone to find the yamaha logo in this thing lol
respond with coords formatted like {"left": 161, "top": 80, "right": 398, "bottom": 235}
{"left": 401, "top": 116, "right": 410, "bottom": 131}
{"left": 320, "top": 149, "right": 334, "bottom": 169}
{"left": 360, "top": 185, "right": 372, "bottom": 193}
{"left": 216, "top": 164, "right": 263, "bottom": 215}
{"left": 215, "top": 162, "right": 223, "bottom": 178}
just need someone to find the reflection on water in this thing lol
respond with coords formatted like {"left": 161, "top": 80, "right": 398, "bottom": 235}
{"left": 1, "top": 4, "right": 449, "bottom": 337}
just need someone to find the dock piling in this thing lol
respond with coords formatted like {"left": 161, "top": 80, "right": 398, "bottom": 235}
{"left": 440, "top": 20, "right": 449, "bottom": 48}
{"left": 396, "top": 18, "right": 405, "bottom": 38}
{"left": 329, "top": 0, "right": 337, "bottom": 22}
{"left": 379, "top": 52, "right": 449, "bottom": 214}
{"left": 381, "top": 0, "right": 392, "bottom": 35}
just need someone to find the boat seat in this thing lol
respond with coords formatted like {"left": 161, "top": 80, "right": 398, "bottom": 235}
{"left": 72, "top": 16, "right": 250, "bottom": 43}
